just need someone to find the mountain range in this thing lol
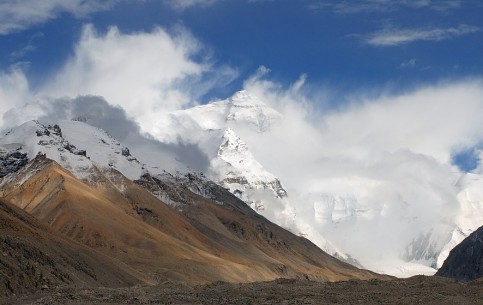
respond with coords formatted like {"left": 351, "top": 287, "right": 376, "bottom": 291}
{"left": 1, "top": 89, "right": 483, "bottom": 294}
{"left": 0, "top": 119, "right": 383, "bottom": 297}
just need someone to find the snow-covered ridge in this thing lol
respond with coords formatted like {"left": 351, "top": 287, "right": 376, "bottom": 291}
{"left": 0, "top": 119, "right": 229, "bottom": 207}
{"left": 0, "top": 120, "right": 149, "bottom": 182}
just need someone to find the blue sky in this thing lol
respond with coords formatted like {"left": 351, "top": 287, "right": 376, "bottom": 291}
{"left": 1, "top": 0, "right": 482, "bottom": 101}
{"left": 1, "top": 0, "right": 483, "bottom": 171}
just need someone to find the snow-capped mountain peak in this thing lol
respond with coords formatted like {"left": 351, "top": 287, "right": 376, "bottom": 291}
{"left": 163, "top": 90, "right": 282, "bottom": 134}
{"left": 225, "top": 90, "right": 282, "bottom": 133}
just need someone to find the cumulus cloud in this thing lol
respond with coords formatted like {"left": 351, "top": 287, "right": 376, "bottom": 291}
{"left": 366, "top": 24, "right": 480, "bottom": 46}
{"left": 40, "top": 24, "right": 237, "bottom": 134}
{"left": 0, "top": 0, "right": 116, "bottom": 35}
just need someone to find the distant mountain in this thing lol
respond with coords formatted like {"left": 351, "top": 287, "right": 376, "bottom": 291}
{"left": 0, "top": 121, "right": 384, "bottom": 295}
{"left": 436, "top": 225, "right": 483, "bottom": 281}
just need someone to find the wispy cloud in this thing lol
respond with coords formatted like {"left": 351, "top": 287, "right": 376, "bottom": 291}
{"left": 308, "top": 0, "right": 462, "bottom": 14}
{"left": 164, "top": 0, "right": 218, "bottom": 11}
{"left": 9, "top": 32, "right": 45, "bottom": 60}
{"left": 399, "top": 58, "right": 418, "bottom": 68}
{"left": 366, "top": 24, "right": 480, "bottom": 46}
{"left": 0, "top": 0, "right": 117, "bottom": 35}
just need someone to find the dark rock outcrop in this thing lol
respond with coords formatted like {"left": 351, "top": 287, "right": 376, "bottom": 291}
{"left": 0, "top": 150, "right": 28, "bottom": 177}
{"left": 436, "top": 225, "right": 483, "bottom": 281}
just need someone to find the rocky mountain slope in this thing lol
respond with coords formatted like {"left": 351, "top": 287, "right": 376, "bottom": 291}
{"left": 0, "top": 121, "right": 386, "bottom": 296}
{"left": 0, "top": 198, "right": 146, "bottom": 297}
{"left": 436, "top": 225, "right": 483, "bottom": 281}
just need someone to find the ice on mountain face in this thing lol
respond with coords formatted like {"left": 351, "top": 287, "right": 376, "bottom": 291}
{"left": 186, "top": 90, "right": 282, "bottom": 133}
{"left": 225, "top": 90, "right": 282, "bottom": 133}
{"left": 58, "top": 120, "right": 149, "bottom": 180}
{"left": 212, "top": 128, "right": 288, "bottom": 209}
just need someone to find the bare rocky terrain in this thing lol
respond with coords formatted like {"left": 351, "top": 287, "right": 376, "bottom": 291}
{"left": 2, "top": 276, "right": 483, "bottom": 305}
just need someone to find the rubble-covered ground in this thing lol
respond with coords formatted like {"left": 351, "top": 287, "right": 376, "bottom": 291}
{"left": 2, "top": 276, "right": 482, "bottom": 305}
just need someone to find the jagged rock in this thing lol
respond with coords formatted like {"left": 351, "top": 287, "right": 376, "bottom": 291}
{"left": 0, "top": 150, "right": 28, "bottom": 177}
{"left": 121, "top": 147, "right": 130, "bottom": 157}
{"left": 51, "top": 124, "right": 62, "bottom": 137}
{"left": 36, "top": 129, "right": 50, "bottom": 137}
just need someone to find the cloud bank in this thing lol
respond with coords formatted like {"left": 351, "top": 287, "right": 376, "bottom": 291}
{"left": 237, "top": 70, "right": 483, "bottom": 270}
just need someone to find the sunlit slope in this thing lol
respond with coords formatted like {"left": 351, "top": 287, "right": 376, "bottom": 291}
{"left": 1, "top": 155, "right": 386, "bottom": 284}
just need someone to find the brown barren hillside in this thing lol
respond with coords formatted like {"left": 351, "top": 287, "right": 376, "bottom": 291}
{"left": 0, "top": 155, "right": 387, "bottom": 294}
{"left": 0, "top": 199, "right": 146, "bottom": 297}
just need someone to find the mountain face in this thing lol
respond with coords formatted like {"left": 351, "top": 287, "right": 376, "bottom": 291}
{"left": 214, "top": 128, "right": 287, "bottom": 207}
{"left": 0, "top": 120, "right": 384, "bottom": 295}
{"left": 155, "top": 90, "right": 288, "bottom": 208}
{"left": 436, "top": 225, "right": 483, "bottom": 281}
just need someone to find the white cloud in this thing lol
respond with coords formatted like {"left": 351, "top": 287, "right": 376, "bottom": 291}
{"left": 40, "top": 24, "right": 236, "bottom": 134}
{"left": 366, "top": 24, "right": 480, "bottom": 46}
{"left": 0, "top": 68, "right": 31, "bottom": 128}
{"left": 0, "top": 24, "right": 237, "bottom": 135}
{"left": 0, "top": 0, "right": 116, "bottom": 35}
